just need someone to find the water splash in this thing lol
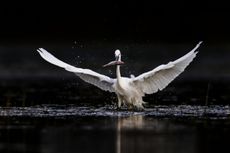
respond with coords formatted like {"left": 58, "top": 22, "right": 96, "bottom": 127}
{"left": 0, "top": 105, "right": 229, "bottom": 119}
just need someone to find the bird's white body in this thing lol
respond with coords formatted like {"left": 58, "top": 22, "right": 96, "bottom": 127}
{"left": 114, "top": 78, "right": 146, "bottom": 109}
{"left": 37, "top": 42, "right": 202, "bottom": 110}
{"left": 112, "top": 53, "right": 146, "bottom": 109}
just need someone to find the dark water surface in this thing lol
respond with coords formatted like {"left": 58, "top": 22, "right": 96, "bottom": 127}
{"left": 0, "top": 78, "right": 230, "bottom": 153}
{"left": 0, "top": 105, "right": 230, "bottom": 153}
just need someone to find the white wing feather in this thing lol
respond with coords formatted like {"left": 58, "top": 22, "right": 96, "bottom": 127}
{"left": 37, "top": 48, "right": 115, "bottom": 92}
{"left": 132, "top": 41, "right": 202, "bottom": 94}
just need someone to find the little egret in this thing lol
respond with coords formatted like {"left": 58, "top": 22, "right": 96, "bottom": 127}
{"left": 37, "top": 41, "right": 202, "bottom": 110}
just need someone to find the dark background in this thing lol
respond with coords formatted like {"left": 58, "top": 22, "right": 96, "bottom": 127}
{"left": 0, "top": 2, "right": 230, "bottom": 82}
{"left": 1, "top": 1, "right": 230, "bottom": 43}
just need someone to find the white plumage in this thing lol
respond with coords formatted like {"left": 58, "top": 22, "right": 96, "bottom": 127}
{"left": 37, "top": 41, "right": 202, "bottom": 110}
{"left": 37, "top": 48, "right": 115, "bottom": 92}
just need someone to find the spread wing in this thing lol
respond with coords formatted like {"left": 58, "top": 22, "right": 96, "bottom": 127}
{"left": 132, "top": 41, "right": 202, "bottom": 94}
{"left": 37, "top": 48, "right": 115, "bottom": 92}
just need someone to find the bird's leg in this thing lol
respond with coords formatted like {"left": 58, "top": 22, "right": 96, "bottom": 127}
{"left": 117, "top": 95, "right": 122, "bottom": 109}
{"left": 133, "top": 99, "right": 145, "bottom": 111}
{"left": 134, "top": 105, "right": 145, "bottom": 111}
{"left": 128, "top": 105, "right": 133, "bottom": 110}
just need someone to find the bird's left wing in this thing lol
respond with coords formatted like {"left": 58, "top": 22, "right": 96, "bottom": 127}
{"left": 132, "top": 41, "right": 202, "bottom": 94}
{"left": 37, "top": 48, "right": 115, "bottom": 92}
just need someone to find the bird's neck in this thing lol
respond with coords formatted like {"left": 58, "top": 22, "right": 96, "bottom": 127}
{"left": 116, "top": 65, "right": 123, "bottom": 86}
{"left": 116, "top": 55, "right": 122, "bottom": 84}
{"left": 116, "top": 65, "right": 121, "bottom": 79}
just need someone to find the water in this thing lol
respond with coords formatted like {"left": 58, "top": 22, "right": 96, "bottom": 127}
{"left": 0, "top": 105, "right": 230, "bottom": 153}
{"left": 0, "top": 78, "right": 230, "bottom": 153}
{"left": 0, "top": 105, "right": 230, "bottom": 118}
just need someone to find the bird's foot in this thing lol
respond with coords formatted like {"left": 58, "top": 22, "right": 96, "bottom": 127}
{"left": 133, "top": 105, "right": 145, "bottom": 112}
{"left": 116, "top": 106, "right": 122, "bottom": 111}
{"left": 134, "top": 107, "right": 145, "bottom": 112}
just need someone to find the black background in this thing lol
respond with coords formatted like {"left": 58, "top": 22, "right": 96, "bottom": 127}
{"left": 0, "top": 2, "right": 230, "bottom": 80}
{"left": 1, "top": 1, "right": 230, "bottom": 43}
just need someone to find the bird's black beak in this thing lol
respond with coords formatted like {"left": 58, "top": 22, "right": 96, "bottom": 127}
{"left": 103, "top": 60, "right": 124, "bottom": 67}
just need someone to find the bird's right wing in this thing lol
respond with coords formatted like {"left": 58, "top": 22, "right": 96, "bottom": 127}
{"left": 132, "top": 41, "right": 202, "bottom": 94}
{"left": 37, "top": 48, "right": 116, "bottom": 92}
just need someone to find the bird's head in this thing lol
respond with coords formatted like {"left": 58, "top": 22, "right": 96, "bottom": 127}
{"left": 103, "top": 49, "right": 124, "bottom": 67}
{"left": 115, "top": 49, "right": 121, "bottom": 60}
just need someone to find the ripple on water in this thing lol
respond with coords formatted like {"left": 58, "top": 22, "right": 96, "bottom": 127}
{"left": 0, "top": 105, "right": 229, "bottom": 119}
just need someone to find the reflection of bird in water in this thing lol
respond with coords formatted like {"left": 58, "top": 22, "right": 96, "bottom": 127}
{"left": 37, "top": 41, "right": 202, "bottom": 110}
{"left": 117, "top": 115, "right": 144, "bottom": 129}
{"left": 116, "top": 115, "right": 144, "bottom": 153}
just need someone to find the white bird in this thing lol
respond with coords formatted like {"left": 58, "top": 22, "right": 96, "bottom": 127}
{"left": 37, "top": 41, "right": 202, "bottom": 110}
